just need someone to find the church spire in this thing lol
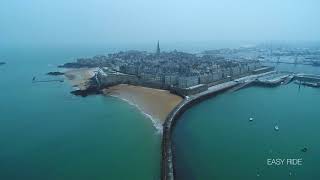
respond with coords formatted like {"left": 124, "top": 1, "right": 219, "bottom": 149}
{"left": 156, "top": 40, "right": 160, "bottom": 55}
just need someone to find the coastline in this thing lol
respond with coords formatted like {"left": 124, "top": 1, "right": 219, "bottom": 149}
{"left": 103, "top": 84, "right": 183, "bottom": 130}
{"left": 62, "top": 68, "right": 183, "bottom": 131}
{"left": 60, "top": 67, "right": 293, "bottom": 180}
{"left": 161, "top": 81, "right": 239, "bottom": 180}
{"left": 161, "top": 71, "right": 288, "bottom": 180}
{"left": 63, "top": 68, "right": 97, "bottom": 90}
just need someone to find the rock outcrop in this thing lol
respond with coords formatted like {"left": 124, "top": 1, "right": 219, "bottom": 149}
{"left": 47, "top": 71, "right": 65, "bottom": 76}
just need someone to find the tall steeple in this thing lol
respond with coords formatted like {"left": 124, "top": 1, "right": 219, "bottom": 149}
{"left": 156, "top": 40, "right": 160, "bottom": 55}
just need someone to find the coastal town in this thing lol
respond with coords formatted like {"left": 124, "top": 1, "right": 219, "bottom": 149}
{"left": 60, "top": 42, "right": 274, "bottom": 96}
{"left": 3, "top": 0, "right": 320, "bottom": 179}
{"left": 56, "top": 42, "right": 320, "bottom": 180}
{"left": 57, "top": 42, "right": 320, "bottom": 180}
{"left": 59, "top": 42, "right": 320, "bottom": 97}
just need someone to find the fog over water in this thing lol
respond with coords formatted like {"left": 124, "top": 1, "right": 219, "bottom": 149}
{"left": 0, "top": 0, "right": 319, "bottom": 47}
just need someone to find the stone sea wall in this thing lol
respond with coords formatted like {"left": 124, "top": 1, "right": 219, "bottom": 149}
{"left": 161, "top": 83, "right": 238, "bottom": 180}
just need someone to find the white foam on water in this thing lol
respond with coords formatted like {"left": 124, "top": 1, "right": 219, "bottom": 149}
{"left": 109, "top": 95, "right": 163, "bottom": 134}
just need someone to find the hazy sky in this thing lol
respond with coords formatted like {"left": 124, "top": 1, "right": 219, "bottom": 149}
{"left": 0, "top": 0, "right": 319, "bottom": 46}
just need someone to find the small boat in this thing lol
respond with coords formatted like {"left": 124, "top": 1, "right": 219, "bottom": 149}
{"left": 249, "top": 117, "right": 254, "bottom": 121}
{"left": 301, "top": 147, "right": 308, "bottom": 152}
{"left": 274, "top": 125, "right": 279, "bottom": 131}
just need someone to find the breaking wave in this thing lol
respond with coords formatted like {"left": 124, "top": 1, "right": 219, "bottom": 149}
{"left": 110, "top": 95, "right": 163, "bottom": 134}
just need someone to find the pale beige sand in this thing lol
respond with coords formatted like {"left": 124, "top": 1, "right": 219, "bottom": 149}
{"left": 103, "top": 84, "right": 183, "bottom": 124}
{"left": 62, "top": 68, "right": 182, "bottom": 125}
{"left": 63, "top": 68, "right": 97, "bottom": 90}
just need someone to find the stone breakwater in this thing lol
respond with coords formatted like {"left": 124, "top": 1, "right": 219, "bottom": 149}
{"left": 160, "top": 71, "right": 289, "bottom": 180}
{"left": 161, "top": 81, "right": 238, "bottom": 180}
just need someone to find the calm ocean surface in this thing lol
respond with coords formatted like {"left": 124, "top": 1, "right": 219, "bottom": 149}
{"left": 173, "top": 65, "right": 320, "bottom": 180}
{"left": 0, "top": 47, "right": 160, "bottom": 180}
{"left": 1, "top": 45, "right": 320, "bottom": 180}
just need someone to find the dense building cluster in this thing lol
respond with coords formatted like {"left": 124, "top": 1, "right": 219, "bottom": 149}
{"left": 63, "top": 43, "right": 302, "bottom": 93}
{"left": 102, "top": 49, "right": 261, "bottom": 89}
{"left": 61, "top": 44, "right": 264, "bottom": 90}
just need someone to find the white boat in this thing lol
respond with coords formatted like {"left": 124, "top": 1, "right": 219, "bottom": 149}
{"left": 249, "top": 117, "right": 254, "bottom": 121}
{"left": 274, "top": 125, "right": 279, "bottom": 131}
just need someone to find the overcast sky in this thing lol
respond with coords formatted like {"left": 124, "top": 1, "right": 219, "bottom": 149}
{"left": 0, "top": 0, "right": 319, "bottom": 46}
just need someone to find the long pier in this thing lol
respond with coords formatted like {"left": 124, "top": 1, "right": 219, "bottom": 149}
{"left": 160, "top": 71, "right": 290, "bottom": 180}
{"left": 295, "top": 73, "right": 320, "bottom": 82}
{"left": 161, "top": 81, "right": 238, "bottom": 180}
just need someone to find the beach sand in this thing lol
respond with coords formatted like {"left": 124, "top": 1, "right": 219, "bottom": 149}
{"left": 63, "top": 68, "right": 97, "bottom": 90}
{"left": 62, "top": 68, "right": 182, "bottom": 127}
{"left": 103, "top": 84, "right": 183, "bottom": 125}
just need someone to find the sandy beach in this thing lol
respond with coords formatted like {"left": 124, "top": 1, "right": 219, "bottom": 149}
{"left": 63, "top": 68, "right": 97, "bottom": 90}
{"left": 104, "top": 84, "right": 183, "bottom": 125}
{"left": 62, "top": 68, "right": 183, "bottom": 127}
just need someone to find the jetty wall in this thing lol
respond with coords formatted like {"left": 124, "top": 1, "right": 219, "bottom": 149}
{"left": 161, "top": 71, "right": 285, "bottom": 180}
{"left": 161, "top": 82, "right": 238, "bottom": 180}
{"left": 294, "top": 74, "right": 320, "bottom": 83}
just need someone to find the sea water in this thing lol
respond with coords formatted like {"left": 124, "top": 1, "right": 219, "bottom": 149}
{"left": 173, "top": 82, "right": 320, "bottom": 180}
{"left": 0, "top": 46, "right": 160, "bottom": 180}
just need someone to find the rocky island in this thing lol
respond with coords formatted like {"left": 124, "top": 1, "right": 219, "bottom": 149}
{"left": 47, "top": 71, "right": 65, "bottom": 76}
